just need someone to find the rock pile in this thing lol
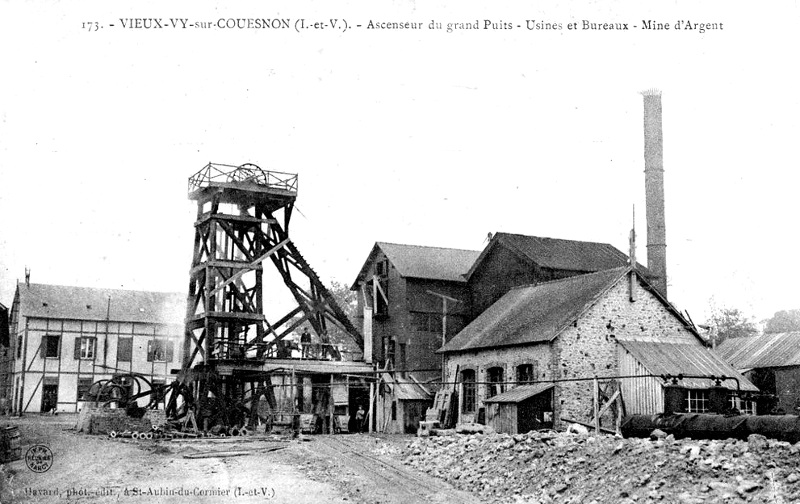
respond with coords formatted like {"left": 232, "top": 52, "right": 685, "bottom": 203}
{"left": 402, "top": 431, "right": 800, "bottom": 503}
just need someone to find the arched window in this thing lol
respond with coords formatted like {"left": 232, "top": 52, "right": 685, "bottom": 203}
{"left": 461, "top": 369, "right": 476, "bottom": 413}
{"left": 487, "top": 367, "right": 505, "bottom": 398}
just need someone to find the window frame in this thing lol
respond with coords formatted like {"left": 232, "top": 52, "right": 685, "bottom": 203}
{"left": 75, "top": 337, "right": 97, "bottom": 360}
{"left": 43, "top": 335, "right": 61, "bottom": 359}
{"left": 685, "top": 389, "right": 709, "bottom": 413}
{"left": 486, "top": 366, "right": 505, "bottom": 398}
{"left": 516, "top": 363, "right": 537, "bottom": 384}
{"left": 77, "top": 377, "right": 94, "bottom": 401}
{"left": 461, "top": 369, "right": 477, "bottom": 414}
{"left": 147, "top": 339, "right": 174, "bottom": 363}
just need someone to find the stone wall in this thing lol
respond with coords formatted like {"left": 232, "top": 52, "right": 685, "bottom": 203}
{"left": 554, "top": 274, "right": 698, "bottom": 428}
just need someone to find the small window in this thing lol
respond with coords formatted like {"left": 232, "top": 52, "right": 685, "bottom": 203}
{"left": 728, "top": 393, "right": 756, "bottom": 415}
{"left": 487, "top": 367, "right": 505, "bottom": 398}
{"left": 376, "top": 259, "right": 390, "bottom": 277}
{"left": 461, "top": 369, "right": 476, "bottom": 414}
{"left": 516, "top": 363, "right": 537, "bottom": 384}
{"left": 391, "top": 400, "right": 397, "bottom": 421}
{"left": 147, "top": 339, "right": 174, "bottom": 362}
{"left": 117, "top": 337, "right": 133, "bottom": 362}
{"left": 77, "top": 377, "right": 94, "bottom": 401}
{"left": 43, "top": 335, "right": 60, "bottom": 359}
{"left": 17, "top": 335, "right": 23, "bottom": 358}
{"left": 74, "top": 337, "right": 96, "bottom": 360}
{"left": 686, "top": 390, "right": 709, "bottom": 413}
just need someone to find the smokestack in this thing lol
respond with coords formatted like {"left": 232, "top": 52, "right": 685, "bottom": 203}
{"left": 642, "top": 89, "right": 667, "bottom": 298}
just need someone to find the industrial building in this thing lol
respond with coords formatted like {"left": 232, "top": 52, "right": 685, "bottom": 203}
{"left": 4, "top": 279, "right": 185, "bottom": 414}
{"left": 718, "top": 331, "right": 800, "bottom": 414}
{"left": 439, "top": 266, "right": 757, "bottom": 433}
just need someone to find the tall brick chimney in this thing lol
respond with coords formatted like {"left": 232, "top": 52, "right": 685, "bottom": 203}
{"left": 642, "top": 90, "right": 667, "bottom": 298}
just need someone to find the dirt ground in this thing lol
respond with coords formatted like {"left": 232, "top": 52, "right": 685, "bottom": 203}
{"left": 0, "top": 415, "right": 475, "bottom": 504}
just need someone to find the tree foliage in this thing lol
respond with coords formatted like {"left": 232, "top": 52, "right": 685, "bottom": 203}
{"left": 705, "top": 306, "right": 758, "bottom": 346}
{"left": 764, "top": 309, "right": 800, "bottom": 334}
{"left": 327, "top": 280, "right": 357, "bottom": 322}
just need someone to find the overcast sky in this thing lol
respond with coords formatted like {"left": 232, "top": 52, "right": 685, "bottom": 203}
{"left": 1, "top": 0, "right": 798, "bottom": 324}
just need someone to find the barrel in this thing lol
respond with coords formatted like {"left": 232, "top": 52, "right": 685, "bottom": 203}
{"left": 0, "top": 426, "right": 21, "bottom": 462}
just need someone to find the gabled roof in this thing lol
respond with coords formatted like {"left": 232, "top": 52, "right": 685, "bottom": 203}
{"left": 484, "top": 383, "right": 554, "bottom": 404}
{"left": 14, "top": 283, "right": 185, "bottom": 325}
{"left": 618, "top": 340, "right": 758, "bottom": 392}
{"left": 439, "top": 267, "right": 631, "bottom": 353}
{"left": 352, "top": 242, "right": 480, "bottom": 287}
{"left": 717, "top": 332, "right": 800, "bottom": 370}
{"left": 466, "top": 233, "right": 636, "bottom": 280}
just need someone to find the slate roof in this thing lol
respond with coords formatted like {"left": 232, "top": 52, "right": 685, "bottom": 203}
{"left": 717, "top": 332, "right": 800, "bottom": 370}
{"left": 352, "top": 242, "right": 480, "bottom": 286}
{"left": 618, "top": 340, "right": 758, "bottom": 392}
{"left": 15, "top": 283, "right": 185, "bottom": 325}
{"left": 483, "top": 383, "right": 554, "bottom": 404}
{"left": 439, "top": 267, "right": 630, "bottom": 353}
{"left": 466, "top": 233, "right": 636, "bottom": 280}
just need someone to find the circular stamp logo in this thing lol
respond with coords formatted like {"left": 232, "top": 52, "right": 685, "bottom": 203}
{"left": 25, "top": 444, "right": 53, "bottom": 473}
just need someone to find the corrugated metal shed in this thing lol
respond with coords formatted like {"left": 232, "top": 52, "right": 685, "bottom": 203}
{"left": 439, "top": 268, "right": 629, "bottom": 353}
{"left": 618, "top": 340, "right": 758, "bottom": 392}
{"left": 352, "top": 242, "right": 480, "bottom": 286}
{"left": 16, "top": 283, "right": 185, "bottom": 325}
{"left": 484, "top": 383, "right": 554, "bottom": 404}
{"left": 466, "top": 233, "right": 639, "bottom": 279}
{"left": 717, "top": 332, "right": 800, "bottom": 370}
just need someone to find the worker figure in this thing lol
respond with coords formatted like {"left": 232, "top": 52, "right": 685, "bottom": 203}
{"left": 300, "top": 328, "right": 312, "bottom": 359}
{"left": 355, "top": 404, "right": 366, "bottom": 433}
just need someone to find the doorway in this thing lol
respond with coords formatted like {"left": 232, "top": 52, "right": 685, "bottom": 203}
{"left": 41, "top": 383, "right": 58, "bottom": 413}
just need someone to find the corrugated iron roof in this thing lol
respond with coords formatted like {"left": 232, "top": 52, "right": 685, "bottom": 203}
{"left": 352, "top": 242, "right": 480, "bottom": 286}
{"left": 484, "top": 383, "right": 554, "bottom": 403}
{"left": 383, "top": 373, "right": 433, "bottom": 401}
{"left": 618, "top": 339, "right": 758, "bottom": 392}
{"left": 717, "top": 332, "right": 800, "bottom": 370}
{"left": 16, "top": 283, "right": 185, "bottom": 325}
{"left": 466, "top": 233, "right": 638, "bottom": 280}
{"left": 439, "top": 268, "right": 629, "bottom": 353}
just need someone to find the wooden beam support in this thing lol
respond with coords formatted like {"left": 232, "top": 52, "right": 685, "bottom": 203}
{"left": 209, "top": 238, "right": 290, "bottom": 297}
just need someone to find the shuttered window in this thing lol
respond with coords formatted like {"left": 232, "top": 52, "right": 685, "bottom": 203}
{"left": 117, "top": 337, "right": 133, "bottom": 362}
{"left": 74, "top": 337, "right": 96, "bottom": 360}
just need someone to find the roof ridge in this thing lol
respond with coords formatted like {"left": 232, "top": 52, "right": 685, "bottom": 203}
{"left": 495, "top": 232, "right": 618, "bottom": 247}
{"left": 377, "top": 241, "right": 480, "bottom": 253}
{"left": 22, "top": 283, "right": 184, "bottom": 296}
{"left": 507, "top": 266, "right": 630, "bottom": 292}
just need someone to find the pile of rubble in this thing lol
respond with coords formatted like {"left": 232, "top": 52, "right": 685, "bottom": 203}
{"left": 402, "top": 430, "right": 800, "bottom": 503}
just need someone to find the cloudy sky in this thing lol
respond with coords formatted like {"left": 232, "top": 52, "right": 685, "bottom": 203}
{"left": 1, "top": 0, "right": 798, "bottom": 324}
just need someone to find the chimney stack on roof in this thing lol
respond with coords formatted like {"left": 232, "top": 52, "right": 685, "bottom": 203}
{"left": 642, "top": 89, "right": 667, "bottom": 298}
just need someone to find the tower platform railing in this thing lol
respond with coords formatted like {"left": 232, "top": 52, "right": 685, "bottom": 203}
{"left": 188, "top": 162, "right": 299, "bottom": 193}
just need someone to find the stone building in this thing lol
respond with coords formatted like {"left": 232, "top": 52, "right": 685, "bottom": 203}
{"left": 439, "top": 267, "right": 757, "bottom": 433}
{"left": 5, "top": 281, "right": 185, "bottom": 414}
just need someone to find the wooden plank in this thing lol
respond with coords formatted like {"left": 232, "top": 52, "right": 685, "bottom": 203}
{"left": 593, "top": 377, "right": 600, "bottom": 434}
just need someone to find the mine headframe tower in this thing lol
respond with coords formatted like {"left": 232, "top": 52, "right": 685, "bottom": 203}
{"left": 172, "top": 163, "right": 363, "bottom": 428}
